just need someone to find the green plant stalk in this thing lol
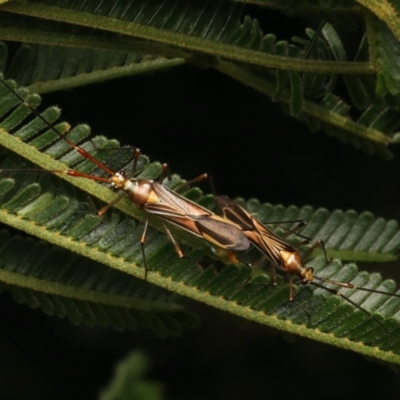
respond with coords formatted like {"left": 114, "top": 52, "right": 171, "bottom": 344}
{"left": 0, "top": 268, "right": 183, "bottom": 312}
{"left": 0, "top": 1, "right": 375, "bottom": 74}
{"left": 0, "top": 27, "right": 187, "bottom": 60}
{"left": 27, "top": 58, "right": 185, "bottom": 94}
{"left": 217, "top": 61, "right": 391, "bottom": 144}
{"left": 356, "top": 0, "right": 400, "bottom": 42}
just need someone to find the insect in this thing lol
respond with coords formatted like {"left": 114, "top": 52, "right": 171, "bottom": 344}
{"left": 0, "top": 77, "right": 250, "bottom": 279}
{"left": 215, "top": 195, "right": 400, "bottom": 349}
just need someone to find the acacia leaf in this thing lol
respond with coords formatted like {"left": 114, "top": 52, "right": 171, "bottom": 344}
{"left": 1, "top": 77, "right": 400, "bottom": 363}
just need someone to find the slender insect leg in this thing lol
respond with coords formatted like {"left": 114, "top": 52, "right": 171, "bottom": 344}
{"left": 289, "top": 299, "right": 312, "bottom": 326}
{"left": 86, "top": 195, "right": 99, "bottom": 215}
{"left": 302, "top": 240, "right": 329, "bottom": 263}
{"left": 78, "top": 143, "right": 140, "bottom": 179}
{"left": 162, "top": 223, "right": 208, "bottom": 266}
{"left": 15, "top": 85, "right": 116, "bottom": 176}
{"left": 288, "top": 276, "right": 312, "bottom": 325}
{"left": 129, "top": 148, "right": 141, "bottom": 177}
{"left": 155, "top": 161, "right": 207, "bottom": 191}
{"left": 162, "top": 223, "right": 184, "bottom": 259}
{"left": 161, "top": 223, "right": 225, "bottom": 265}
{"left": 140, "top": 219, "right": 150, "bottom": 280}
{"left": 271, "top": 264, "right": 277, "bottom": 285}
{"left": 250, "top": 256, "right": 278, "bottom": 284}
{"left": 97, "top": 192, "right": 126, "bottom": 216}
{"left": 277, "top": 221, "right": 309, "bottom": 241}
{"left": 172, "top": 173, "right": 209, "bottom": 192}
{"left": 207, "top": 175, "right": 218, "bottom": 195}
{"left": 289, "top": 275, "right": 294, "bottom": 300}
{"left": 161, "top": 221, "right": 246, "bottom": 276}
{"left": 310, "top": 281, "right": 399, "bottom": 351}
{"left": 236, "top": 256, "right": 252, "bottom": 268}
{"left": 158, "top": 163, "right": 171, "bottom": 183}
{"left": 257, "top": 219, "right": 311, "bottom": 242}
{"left": 140, "top": 210, "right": 190, "bottom": 281}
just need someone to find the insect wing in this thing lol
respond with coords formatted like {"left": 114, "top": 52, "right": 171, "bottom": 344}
{"left": 215, "top": 195, "right": 254, "bottom": 230}
{"left": 196, "top": 216, "right": 250, "bottom": 251}
{"left": 144, "top": 181, "right": 211, "bottom": 218}
{"left": 216, "top": 195, "right": 295, "bottom": 268}
{"left": 143, "top": 184, "right": 250, "bottom": 252}
{"left": 249, "top": 217, "right": 295, "bottom": 269}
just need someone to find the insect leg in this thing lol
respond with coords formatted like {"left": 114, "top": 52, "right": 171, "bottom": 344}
{"left": 162, "top": 223, "right": 184, "bottom": 259}
{"left": 302, "top": 240, "right": 329, "bottom": 263}
{"left": 140, "top": 219, "right": 151, "bottom": 280}
{"left": 172, "top": 173, "right": 209, "bottom": 192}
{"left": 97, "top": 192, "right": 127, "bottom": 216}
{"left": 310, "top": 281, "right": 399, "bottom": 351}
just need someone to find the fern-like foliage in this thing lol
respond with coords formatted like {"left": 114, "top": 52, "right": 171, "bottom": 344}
{"left": 4, "top": 42, "right": 184, "bottom": 93}
{"left": 0, "top": 232, "right": 200, "bottom": 336}
{"left": 1, "top": 1, "right": 400, "bottom": 157}
{"left": 1, "top": 78, "right": 400, "bottom": 364}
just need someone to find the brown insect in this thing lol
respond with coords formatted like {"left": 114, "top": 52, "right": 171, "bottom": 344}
{"left": 215, "top": 195, "right": 400, "bottom": 349}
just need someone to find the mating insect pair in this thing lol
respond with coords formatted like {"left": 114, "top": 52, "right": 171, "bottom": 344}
{"left": 0, "top": 77, "right": 250, "bottom": 279}
{"left": 1, "top": 77, "right": 400, "bottom": 352}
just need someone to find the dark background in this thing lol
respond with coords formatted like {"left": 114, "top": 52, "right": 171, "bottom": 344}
{"left": 2, "top": 6, "right": 400, "bottom": 400}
